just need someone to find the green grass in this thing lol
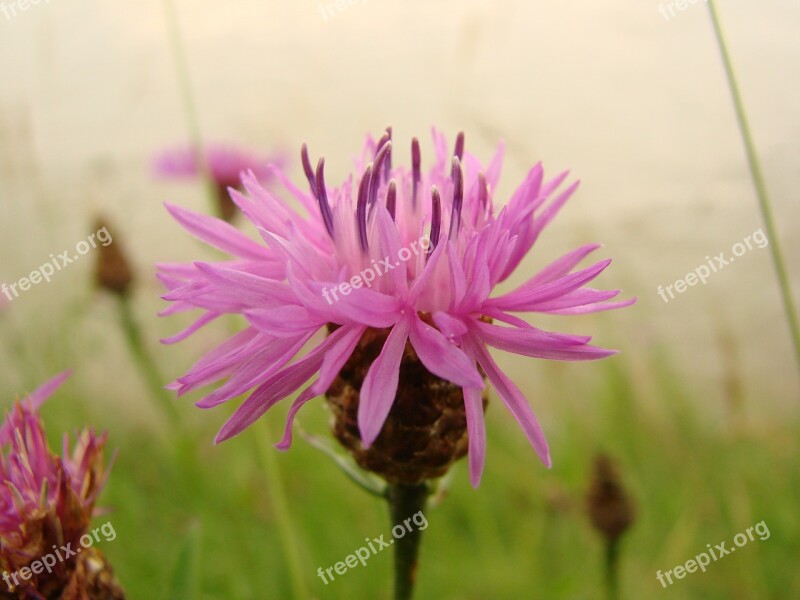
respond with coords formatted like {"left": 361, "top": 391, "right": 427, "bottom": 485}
{"left": 7, "top": 340, "right": 793, "bottom": 599}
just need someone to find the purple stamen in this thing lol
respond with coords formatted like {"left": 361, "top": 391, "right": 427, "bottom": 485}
{"left": 429, "top": 186, "right": 442, "bottom": 256}
{"left": 386, "top": 180, "right": 397, "bottom": 221}
{"left": 448, "top": 156, "right": 463, "bottom": 239}
{"left": 369, "top": 141, "right": 392, "bottom": 205}
{"left": 411, "top": 137, "right": 421, "bottom": 209}
{"left": 301, "top": 143, "right": 317, "bottom": 197}
{"left": 314, "top": 158, "right": 335, "bottom": 238}
{"left": 384, "top": 127, "right": 392, "bottom": 177}
{"left": 375, "top": 131, "right": 390, "bottom": 180}
{"left": 453, "top": 131, "right": 465, "bottom": 162}
{"left": 356, "top": 164, "right": 372, "bottom": 252}
{"left": 376, "top": 131, "right": 390, "bottom": 155}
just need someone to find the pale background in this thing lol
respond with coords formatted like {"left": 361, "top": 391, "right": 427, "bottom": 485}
{"left": 0, "top": 0, "right": 798, "bottom": 425}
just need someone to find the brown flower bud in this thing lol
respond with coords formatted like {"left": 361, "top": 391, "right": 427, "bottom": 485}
{"left": 215, "top": 183, "right": 239, "bottom": 223}
{"left": 93, "top": 219, "right": 134, "bottom": 296}
{"left": 586, "top": 453, "right": 636, "bottom": 543}
{"left": 326, "top": 320, "right": 488, "bottom": 485}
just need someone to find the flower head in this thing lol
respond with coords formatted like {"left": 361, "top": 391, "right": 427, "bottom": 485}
{"left": 0, "top": 372, "right": 116, "bottom": 597}
{"left": 153, "top": 143, "right": 287, "bottom": 222}
{"left": 159, "top": 128, "right": 634, "bottom": 486}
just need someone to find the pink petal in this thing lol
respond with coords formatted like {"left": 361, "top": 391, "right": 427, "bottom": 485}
{"left": 358, "top": 318, "right": 411, "bottom": 448}
{"left": 474, "top": 321, "right": 617, "bottom": 361}
{"left": 161, "top": 311, "right": 220, "bottom": 344}
{"left": 312, "top": 325, "right": 367, "bottom": 394}
{"left": 488, "top": 259, "right": 612, "bottom": 312}
{"left": 274, "top": 386, "right": 317, "bottom": 451}
{"left": 375, "top": 205, "right": 409, "bottom": 298}
{"left": 408, "top": 315, "right": 483, "bottom": 388}
{"left": 26, "top": 370, "right": 71, "bottom": 409}
{"left": 304, "top": 281, "right": 402, "bottom": 328}
{"left": 194, "top": 263, "right": 296, "bottom": 306}
{"left": 214, "top": 326, "right": 354, "bottom": 442}
{"left": 408, "top": 237, "right": 446, "bottom": 304}
{"left": 0, "top": 372, "right": 71, "bottom": 445}
{"left": 196, "top": 333, "right": 313, "bottom": 408}
{"left": 245, "top": 306, "right": 323, "bottom": 338}
{"left": 446, "top": 243, "right": 467, "bottom": 309}
{"left": 164, "top": 203, "right": 268, "bottom": 260}
{"left": 460, "top": 255, "right": 491, "bottom": 311}
{"left": 543, "top": 297, "right": 637, "bottom": 315}
{"left": 468, "top": 338, "right": 551, "bottom": 467}
{"left": 173, "top": 328, "right": 260, "bottom": 394}
{"left": 528, "top": 244, "right": 602, "bottom": 286}
{"left": 499, "top": 178, "right": 579, "bottom": 281}
{"left": 484, "top": 141, "right": 505, "bottom": 191}
{"left": 274, "top": 325, "right": 366, "bottom": 450}
{"left": 431, "top": 311, "right": 468, "bottom": 340}
{"left": 463, "top": 386, "right": 487, "bottom": 488}
{"left": 525, "top": 288, "right": 622, "bottom": 312}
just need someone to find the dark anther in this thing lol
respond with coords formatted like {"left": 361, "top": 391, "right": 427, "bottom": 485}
{"left": 411, "top": 137, "right": 421, "bottom": 209}
{"left": 369, "top": 141, "right": 392, "bottom": 205}
{"left": 315, "top": 158, "right": 335, "bottom": 238}
{"left": 448, "top": 156, "right": 463, "bottom": 239}
{"left": 386, "top": 180, "right": 397, "bottom": 221}
{"left": 453, "top": 131, "right": 465, "bottom": 162}
{"left": 356, "top": 164, "right": 372, "bottom": 252}
{"left": 429, "top": 186, "right": 442, "bottom": 256}
{"left": 301, "top": 143, "right": 317, "bottom": 197}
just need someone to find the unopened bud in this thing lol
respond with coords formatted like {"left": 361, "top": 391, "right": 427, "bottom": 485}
{"left": 93, "top": 218, "right": 134, "bottom": 296}
{"left": 586, "top": 453, "right": 636, "bottom": 543}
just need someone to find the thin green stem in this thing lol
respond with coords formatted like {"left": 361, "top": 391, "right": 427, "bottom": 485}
{"left": 160, "top": 0, "right": 217, "bottom": 214}
{"left": 116, "top": 295, "right": 180, "bottom": 426}
{"left": 386, "top": 482, "right": 429, "bottom": 600}
{"left": 604, "top": 538, "right": 619, "bottom": 600}
{"left": 707, "top": 0, "right": 800, "bottom": 373}
{"left": 255, "top": 424, "right": 311, "bottom": 600}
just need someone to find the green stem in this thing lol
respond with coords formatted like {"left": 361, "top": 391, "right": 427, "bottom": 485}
{"left": 160, "top": 0, "right": 218, "bottom": 214}
{"left": 255, "top": 424, "right": 310, "bottom": 600}
{"left": 386, "top": 482, "right": 429, "bottom": 600}
{"left": 604, "top": 538, "right": 619, "bottom": 600}
{"left": 116, "top": 295, "right": 180, "bottom": 426}
{"left": 707, "top": 0, "right": 800, "bottom": 374}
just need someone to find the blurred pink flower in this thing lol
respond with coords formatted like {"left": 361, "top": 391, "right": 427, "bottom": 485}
{"left": 153, "top": 143, "right": 287, "bottom": 222}
{"left": 158, "top": 128, "right": 634, "bottom": 486}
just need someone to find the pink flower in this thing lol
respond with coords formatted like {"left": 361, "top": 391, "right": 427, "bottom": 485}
{"left": 153, "top": 143, "right": 287, "bottom": 222}
{"left": 0, "top": 372, "right": 112, "bottom": 593}
{"left": 159, "top": 129, "right": 634, "bottom": 486}
{"left": 152, "top": 143, "right": 284, "bottom": 187}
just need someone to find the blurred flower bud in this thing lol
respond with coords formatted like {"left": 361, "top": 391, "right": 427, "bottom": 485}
{"left": 93, "top": 218, "right": 134, "bottom": 296}
{"left": 586, "top": 453, "right": 636, "bottom": 543}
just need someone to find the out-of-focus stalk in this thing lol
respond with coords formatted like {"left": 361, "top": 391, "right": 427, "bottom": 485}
{"left": 160, "top": 0, "right": 218, "bottom": 215}
{"left": 117, "top": 294, "right": 180, "bottom": 426}
{"left": 707, "top": 0, "right": 800, "bottom": 374}
{"left": 255, "top": 423, "right": 311, "bottom": 600}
